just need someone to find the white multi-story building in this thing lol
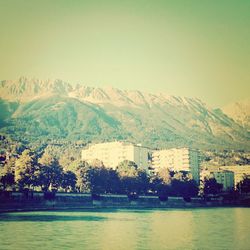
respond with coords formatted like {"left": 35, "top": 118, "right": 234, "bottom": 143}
{"left": 152, "top": 148, "right": 200, "bottom": 182}
{"left": 82, "top": 141, "right": 150, "bottom": 170}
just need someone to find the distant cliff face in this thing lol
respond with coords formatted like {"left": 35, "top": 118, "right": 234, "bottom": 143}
{"left": 222, "top": 100, "right": 250, "bottom": 131}
{"left": 0, "top": 77, "right": 249, "bottom": 150}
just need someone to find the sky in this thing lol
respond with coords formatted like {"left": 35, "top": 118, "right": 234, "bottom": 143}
{"left": 0, "top": 0, "right": 249, "bottom": 107}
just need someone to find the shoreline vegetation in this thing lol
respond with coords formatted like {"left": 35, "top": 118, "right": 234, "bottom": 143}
{"left": 1, "top": 191, "right": 250, "bottom": 213}
{"left": 1, "top": 140, "right": 250, "bottom": 212}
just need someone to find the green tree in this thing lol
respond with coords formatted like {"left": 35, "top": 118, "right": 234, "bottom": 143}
{"left": 59, "top": 154, "right": 76, "bottom": 171}
{"left": 116, "top": 160, "right": 149, "bottom": 195}
{"left": 237, "top": 175, "right": 250, "bottom": 194}
{"left": 117, "top": 160, "right": 138, "bottom": 195}
{"left": 37, "top": 153, "right": 63, "bottom": 192}
{"left": 149, "top": 175, "right": 162, "bottom": 194}
{"left": 0, "top": 157, "right": 15, "bottom": 190}
{"left": 75, "top": 163, "right": 114, "bottom": 194}
{"left": 150, "top": 168, "right": 172, "bottom": 197}
{"left": 183, "top": 179, "right": 199, "bottom": 197}
{"left": 158, "top": 168, "right": 172, "bottom": 185}
{"left": 15, "top": 149, "right": 38, "bottom": 191}
{"left": 116, "top": 160, "right": 138, "bottom": 178}
{"left": 88, "top": 166, "right": 110, "bottom": 195}
{"left": 61, "top": 171, "right": 77, "bottom": 192}
{"left": 67, "top": 159, "right": 85, "bottom": 173}
{"left": 75, "top": 161, "right": 91, "bottom": 192}
{"left": 105, "top": 168, "right": 121, "bottom": 194}
{"left": 171, "top": 171, "right": 198, "bottom": 197}
{"left": 203, "top": 177, "right": 223, "bottom": 196}
{"left": 150, "top": 170, "right": 198, "bottom": 198}
{"left": 136, "top": 170, "right": 150, "bottom": 195}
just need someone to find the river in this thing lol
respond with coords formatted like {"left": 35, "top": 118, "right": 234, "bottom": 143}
{"left": 0, "top": 208, "right": 250, "bottom": 250}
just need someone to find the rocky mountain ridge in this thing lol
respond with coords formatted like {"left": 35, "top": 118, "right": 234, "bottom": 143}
{"left": 0, "top": 77, "right": 205, "bottom": 108}
{"left": 0, "top": 77, "right": 249, "bottom": 150}
{"left": 222, "top": 99, "right": 250, "bottom": 131}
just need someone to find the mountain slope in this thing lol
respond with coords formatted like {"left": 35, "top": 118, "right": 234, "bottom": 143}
{"left": 0, "top": 78, "right": 249, "bottom": 150}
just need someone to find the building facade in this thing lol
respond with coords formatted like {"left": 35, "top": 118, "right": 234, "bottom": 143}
{"left": 82, "top": 141, "right": 150, "bottom": 170}
{"left": 202, "top": 165, "right": 250, "bottom": 188}
{"left": 213, "top": 170, "right": 235, "bottom": 191}
{"left": 152, "top": 148, "right": 200, "bottom": 182}
{"left": 218, "top": 165, "right": 250, "bottom": 188}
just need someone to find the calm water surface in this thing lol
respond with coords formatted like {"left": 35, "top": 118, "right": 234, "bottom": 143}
{"left": 0, "top": 208, "right": 250, "bottom": 250}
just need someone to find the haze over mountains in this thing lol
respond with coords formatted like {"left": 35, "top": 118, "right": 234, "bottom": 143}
{"left": 0, "top": 77, "right": 249, "bottom": 150}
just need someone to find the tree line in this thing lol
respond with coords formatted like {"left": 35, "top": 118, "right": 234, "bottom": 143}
{"left": 2, "top": 148, "right": 247, "bottom": 198}
{"left": 0, "top": 149, "right": 201, "bottom": 198}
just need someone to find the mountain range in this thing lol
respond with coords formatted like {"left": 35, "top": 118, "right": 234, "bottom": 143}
{"left": 0, "top": 77, "right": 249, "bottom": 150}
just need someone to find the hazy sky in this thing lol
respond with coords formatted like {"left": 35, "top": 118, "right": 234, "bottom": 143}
{"left": 0, "top": 0, "right": 249, "bottom": 107}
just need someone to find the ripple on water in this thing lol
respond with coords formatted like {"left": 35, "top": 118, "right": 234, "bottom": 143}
{"left": 0, "top": 208, "right": 250, "bottom": 250}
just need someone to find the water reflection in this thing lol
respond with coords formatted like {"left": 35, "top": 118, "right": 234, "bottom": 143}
{"left": 148, "top": 210, "right": 195, "bottom": 249}
{"left": 0, "top": 208, "right": 250, "bottom": 250}
{"left": 234, "top": 208, "right": 250, "bottom": 250}
{"left": 0, "top": 213, "right": 107, "bottom": 222}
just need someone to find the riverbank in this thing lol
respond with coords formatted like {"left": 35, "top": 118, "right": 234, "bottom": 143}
{"left": 1, "top": 192, "right": 249, "bottom": 213}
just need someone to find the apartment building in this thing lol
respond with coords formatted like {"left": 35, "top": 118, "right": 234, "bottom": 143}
{"left": 213, "top": 170, "right": 235, "bottom": 191}
{"left": 219, "top": 165, "right": 250, "bottom": 187}
{"left": 82, "top": 141, "right": 150, "bottom": 170}
{"left": 152, "top": 148, "right": 200, "bottom": 183}
{"left": 201, "top": 165, "right": 250, "bottom": 189}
